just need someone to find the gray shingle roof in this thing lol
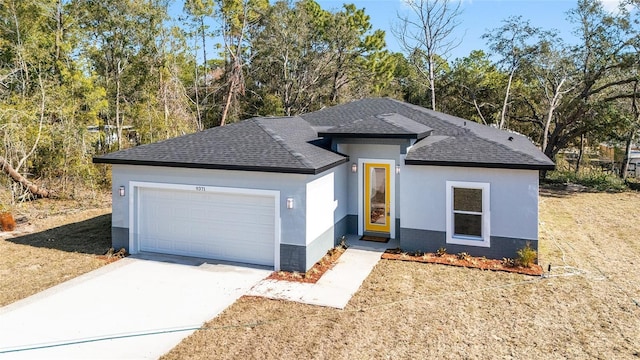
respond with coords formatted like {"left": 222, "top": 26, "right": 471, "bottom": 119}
{"left": 94, "top": 98, "right": 554, "bottom": 172}
{"left": 317, "top": 114, "right": 432, "bottom": 139}
{"left": 93, "top": 117, "right": 347, "bottom": 174}
{"left": 301, "top": 98, "right": 555, "bottom": 170}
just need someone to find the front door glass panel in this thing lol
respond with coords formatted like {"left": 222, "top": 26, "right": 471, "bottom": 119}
{"left": 364, "top": 163, "right": 391, "bottom": 233}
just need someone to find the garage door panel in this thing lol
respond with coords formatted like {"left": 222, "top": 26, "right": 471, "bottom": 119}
{"left": 137, "top": 187, "right": 276, "bottom": 267}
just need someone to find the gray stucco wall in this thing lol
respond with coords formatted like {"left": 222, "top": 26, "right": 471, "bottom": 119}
{"left": 111, "top": 227, "right": 128, "bottom": 250}
{"left": 280, "top": 215, "right": 350, "bottom": 272}
{"left": 333, "top": 215, "right": 349, "bottom": 246}
{"left": 400, "top": 165, "right": 540, "bottom": 241}
{"left": 111, "top": 164, "right": 350, "bottom": 272}
{"left": 345, "top": 214, "right": 358, "bottom": 235}
{"left": 111, "top": 164, "right": 310, "bottom": 251}
{"left": 279, "top": 244, "right": 306, "bottom": 271}
{"left": 400, "top": 228, "right": 538, "bottom": 262}
{"left": 398, "top": 165, "right": 540, "bottom": 261}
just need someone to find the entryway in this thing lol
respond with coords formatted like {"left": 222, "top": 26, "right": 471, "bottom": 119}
{"left": 358, "top": 159, "right": 395, "bottom": 238}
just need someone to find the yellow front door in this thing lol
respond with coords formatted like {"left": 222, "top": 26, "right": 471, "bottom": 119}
{"left": 364, "top": 163, "right": 391, "bottom": 234}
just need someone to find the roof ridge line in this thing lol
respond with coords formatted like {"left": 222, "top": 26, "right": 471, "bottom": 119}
{"left": 375, "top": 113, "right": 407, "bottom": 131}
{"left": 253, "top": 119, "right": 314, "bottom": 169}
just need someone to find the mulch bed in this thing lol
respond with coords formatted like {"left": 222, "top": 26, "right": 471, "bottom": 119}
{"left": 267, "top": 246, "right": 347, "bottom": 283}
{"left": 382, "top": 249, "right": 543, "bottom": 276}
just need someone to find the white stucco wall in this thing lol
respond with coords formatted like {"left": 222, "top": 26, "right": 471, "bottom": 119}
{"left": 111, "top": 164, "right": 310, "bottom": 246}
{"left": 400, "top": 165, "right": 539, "bottom": 240}
{"left": 305, "top": 164, "right": 348, "bottom": 244}
{"left": 338, "top": 143, "right": 402, "bottom": 218}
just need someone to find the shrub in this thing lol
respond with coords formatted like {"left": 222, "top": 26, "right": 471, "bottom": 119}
{"left": 435, "top": 247, "right": 447, "bottom": 257}
{"left": 545, "top": 169, "right": 626, "bottom": 191}
{"left": 337, "top": 235, "right": 348, "bottom": 249}
{"left": 502, "top": 258, "right": 516, "bottom": 267}
{"left": 516, "top": 242, "right": 537, "bottom": 268}
{"left": 456, "top": 252, "right": 471, "bottom": 261}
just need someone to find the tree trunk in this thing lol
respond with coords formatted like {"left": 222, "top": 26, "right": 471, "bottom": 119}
{"left": 330, "top": 68, "right": 340, "bottom": 104}
{"left": 115, "top": 61, "right": 123, "bottom": 150}
{"left": 499, "top": 69, "right": 515, "bottom": 130}
{"left": 623, "top": 81, "right": 639, "bottom": 179}
{"left": 429, "top": 54, "right": 436, "bottom": 111}
{"left": 621, "top": 132, "right": 634, "bottom": 179}
{"left": 542, "top": 77, "right": 566, "bottom": 152}
{"left": 193, "top": 39, "right": 203, "bottom": 131}
{"left": 0, "top": 156, "right": 51, "bottom": 198}
{"left": 575, "top": 133, "right": 585, "bottom": 174}
{"left": 161, "top": 70, "right": 169, "bottom": 139}
{"left": 220, "top": 76, "right": 235, "bottom": 127}
{"left": 472, "top": 99, "right": 487, "bottom": 125}
{"left": 55, "top": 0, "right": 62, "bottom": 63}
{"left": 200, "top": 16, "right": 208, "bottom": 125}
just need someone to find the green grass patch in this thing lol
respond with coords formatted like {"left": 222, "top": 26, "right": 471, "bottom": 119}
{"left": 544, "top": 169, "right": 627, "bottom": 191}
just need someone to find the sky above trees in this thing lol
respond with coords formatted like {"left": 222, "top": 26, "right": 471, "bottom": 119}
{"left": 170, "top": 0, "right": 630, "bottom": 61}
{"left": 315, "top": 0, "right": 628, "bottom": 58}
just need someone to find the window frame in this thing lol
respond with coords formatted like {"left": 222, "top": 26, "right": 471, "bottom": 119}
{"left": 445, "top": 181, "right": 490, "bottom": 247}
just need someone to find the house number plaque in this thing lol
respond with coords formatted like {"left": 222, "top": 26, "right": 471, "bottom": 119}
{"left": 195, "top": 186, "right": 206, "bottom": 192}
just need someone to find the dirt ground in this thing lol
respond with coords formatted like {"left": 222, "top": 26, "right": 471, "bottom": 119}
{"left": 0, "top": 192, "right": 113, "bottom": 307}
{"left": 162, "top": 189, "right": 640, "bottom": 359}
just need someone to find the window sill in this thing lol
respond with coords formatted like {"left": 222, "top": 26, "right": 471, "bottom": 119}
{"left": 446, "top": 235, "right": 490, "bottom": 248}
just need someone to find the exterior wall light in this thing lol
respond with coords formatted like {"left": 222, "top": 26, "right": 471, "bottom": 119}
{"left": 119, "top": 186, "right": 125, "bottom": 197}
{"left": 351, "top": 163, "right": 358, "bottom": 173}
{"left": 286, "top": 197, "right": 294, "bottom": 209}
{"left": 396, "top": 165, "right": 401, "bottom": 174}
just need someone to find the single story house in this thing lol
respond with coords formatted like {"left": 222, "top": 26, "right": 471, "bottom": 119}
{"left": 94, "top": 98, "right": 554, "bottom": 272}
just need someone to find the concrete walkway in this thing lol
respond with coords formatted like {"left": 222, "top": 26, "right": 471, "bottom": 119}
{"left": 0, "top": 236, "right": 392, "bottom": 358}
{"left": 0, "top": 256, "right": 270, "bottom": 359}
{"left": 247, "top": 242, "right": 387, "bottom": 309}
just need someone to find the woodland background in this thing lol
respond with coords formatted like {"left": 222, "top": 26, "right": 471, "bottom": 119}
{"left": 0, "top": 0, "right": 639, "bottom": 200}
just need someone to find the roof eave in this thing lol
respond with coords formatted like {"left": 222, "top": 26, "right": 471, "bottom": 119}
{"left": 318, "top": 132, "right": 418, "bottom": 139}
{"left": 92, "top": 157, "right": 349, "bottom": 175}
{"left": 404, "top": 159, "right": 556, "bottom": 171}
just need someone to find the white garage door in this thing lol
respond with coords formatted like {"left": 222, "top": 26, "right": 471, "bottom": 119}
{"left": 136, "top": 186, "right": 276, "bottom": 267}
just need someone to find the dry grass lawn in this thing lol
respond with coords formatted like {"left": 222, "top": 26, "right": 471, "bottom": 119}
{"left": 0, "top": 193, "right": 113, "bottom": 307}
{"left": 163, "top": 189, "right": 640, "bottom": 359}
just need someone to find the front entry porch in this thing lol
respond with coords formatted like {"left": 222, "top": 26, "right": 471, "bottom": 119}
{"left": 341, "top": 233, "right": 399, "bottom": 251}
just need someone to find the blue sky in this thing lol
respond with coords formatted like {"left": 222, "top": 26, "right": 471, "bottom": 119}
{"left": 315, "top": 0, "right": 623, "bottom": 60}
{"left": 170, "top": 0, "right": 626, "bottom": 61}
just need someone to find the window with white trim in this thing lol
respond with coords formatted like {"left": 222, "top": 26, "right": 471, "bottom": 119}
{"left": 446, "top": 181, "right": 490, "bottom": 247}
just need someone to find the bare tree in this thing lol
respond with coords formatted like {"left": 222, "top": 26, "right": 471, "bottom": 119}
{"left": 393, "top": 0, "right": 462, "bottom": 111}
{"left": 534, "top": 39, "right": 577, "bottom": 152}
{"left": 483, "top": 17, "right": 541, "bottom": 130}
{"left": 217, "top": 0, "right": 267, "bottom": 127}
{"left": 0, "top": 73, "right": 52, "bottom": 200}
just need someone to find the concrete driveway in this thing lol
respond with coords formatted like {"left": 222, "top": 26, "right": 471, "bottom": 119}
{"left": 0, "top": 255, "right": 270, "bottom": 359}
